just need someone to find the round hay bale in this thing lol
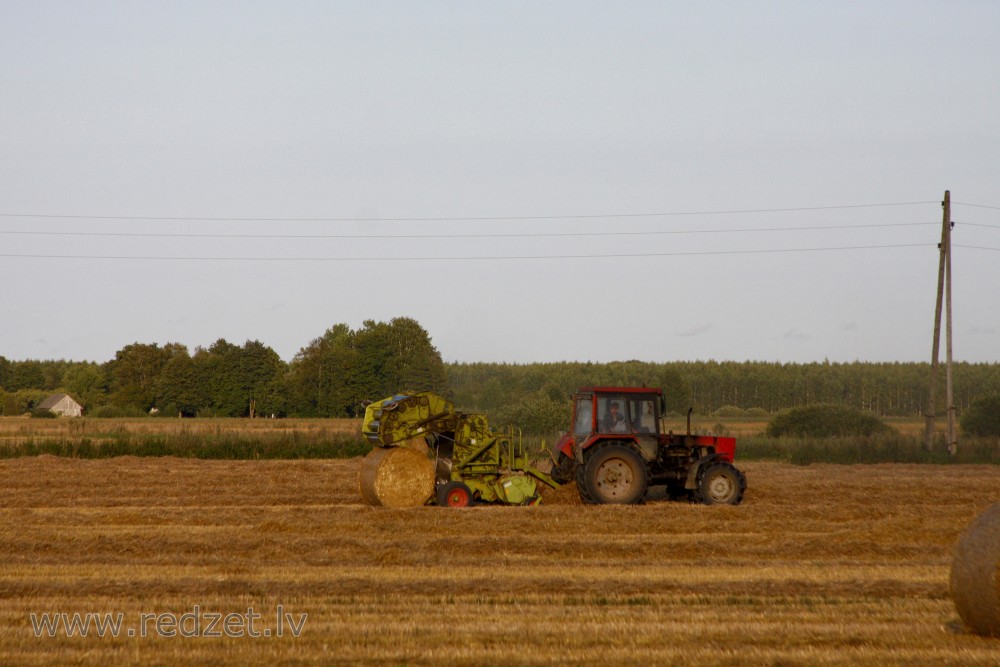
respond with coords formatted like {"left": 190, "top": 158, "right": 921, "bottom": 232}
{"left": 358, "top": 447, "right": 435, "bottom": 508}
{"left": 950, "top": 502, "right": 1000, "bottom": 636}
{"left": 398, "top": 435, "right": 430, "bottom": 456}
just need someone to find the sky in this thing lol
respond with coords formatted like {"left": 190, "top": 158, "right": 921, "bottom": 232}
{"left": 1, "top": 1, "right": 998, "bottom": 365}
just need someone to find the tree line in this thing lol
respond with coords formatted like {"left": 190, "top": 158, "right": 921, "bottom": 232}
{"left": 448, "top": 360, "right": 1000, "bottom": 419}
{"left": 0, "top": 318, "right": 447, "bottom": 418}
{"left": 2, "top": 317, "right": 999, "bottom": 423}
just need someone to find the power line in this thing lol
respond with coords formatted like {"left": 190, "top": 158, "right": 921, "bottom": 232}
{"left": 961, "top": 222, "right": 1000, "bottom": 230}
{"left": 0, "top": 243, "right": 933, "bottom": 262}
{"left": 0, "top": 200, "right": 938, "bottom": 223}
{"left": 954, "top": 244, "right": 1000, "bottom": 252}
{"left": 954, "top": 202, "right": 1000, "bottom": 211}
{"left": 0, "top": 221, "right": 939, "bottom": 241}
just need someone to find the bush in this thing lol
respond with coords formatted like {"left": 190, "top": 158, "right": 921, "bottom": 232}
{"left": 961, "top": 395, "right": 1000, "bottom": 437}
{"left": 766, "top": 403, "right": 892, "bottom": 438}
{"left": 713, "top": 405, "right": 747, "bottom": 418}
{"left": 89, "top": 404, "right": 147, "bottom": 419}
{"left": 739, "top": 433, "right": 1000, "bottom": 465}
{"left": 30, "top": 409, "right": 58, "bottom": 419}
{"left": 746, "top": 407, "right": 770, "bottom": 419}
{"left": 2, "top": 389, "right": 50, "bottom": 416}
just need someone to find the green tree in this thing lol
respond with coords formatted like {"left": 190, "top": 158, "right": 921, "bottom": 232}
{"left": 107, "top": 343, "right": 179, "bottom": 410}
{"left": 491, "top": 390, "right": 567, "bottom": 436}
{"left": 200, "top": 339, "right": 287, "bottom": 417}
{"left": 286, "top": 324, "right": 360, "bottom": 417}
{"left": 156, "top": 349, "right": 209, "bottom": 416}
{"left": 61, "top": 363, "right": 106, "bottom": 410}
{"left": 960, "top": 394, "right": 1000, "bottom": 437}
{"left": 6, "top": 360, "right": 45, "bottom": 391}
{"left": 0, "top": 356, "right": 10, "bottom": 389}
{"left": 657, "top": 366, "right": 693, "bottom": 413}
{"left": 287, "top": 318, "right": 448, "bottom": 417}
{"left": 40, "top": 361, "right": 70, "bottom": 391}
{"left": 353, "top": 317, "right": 448, "bottom": 402}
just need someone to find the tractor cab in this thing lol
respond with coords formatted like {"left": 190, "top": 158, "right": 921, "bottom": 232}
{"left": 569, "top": 386, "right": 665, "bottom": 455}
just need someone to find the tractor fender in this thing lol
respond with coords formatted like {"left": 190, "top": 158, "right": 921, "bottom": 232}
{"left": 684, "top": 453, "right": 726, "bottom": 491}
{"left": 554, "top": 433, "right": 575, "bottom": 458}
{"left": 693, "top": 435, "right": 737, "bottom": 463}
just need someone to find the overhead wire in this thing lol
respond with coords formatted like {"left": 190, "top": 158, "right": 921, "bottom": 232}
{"left": 0, "top": 221, "right": 941, "bottom": 240}
{"left": 0, "top": 200, "right": 938, "bottom": 222}
{"left": 0, "top": 199, "right": 953, "bottom": 261}
{"left": 0, "top": 243, "right": 935, "bottom": 262}
{"left": 954, "top": 202, "right": 1000, "bottom": 211}
{"left": 954, "top": 244, "right": 1000, "bottom": 252}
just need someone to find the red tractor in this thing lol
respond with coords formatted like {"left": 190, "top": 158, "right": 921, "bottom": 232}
{"left": 551, "top": 386, "right": 746, "bottom": 505}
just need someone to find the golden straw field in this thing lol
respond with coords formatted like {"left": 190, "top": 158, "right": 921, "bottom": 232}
{"left": 3, "top": 455, "right": 1000, "bottom": 665}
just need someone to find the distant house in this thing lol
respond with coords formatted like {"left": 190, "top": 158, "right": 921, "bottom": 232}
{"left": 36, "top": 393, "right": 84, "bottom": 417}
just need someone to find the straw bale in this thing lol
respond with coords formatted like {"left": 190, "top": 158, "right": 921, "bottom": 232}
{"left": 538, "top": 481, "right": 582, "bottom": 505}
{"left": 950, "top": 502, "right": 1000, "bottom": 636}
{"left": 358, "top": 446, "right": 435, "bottom": 507}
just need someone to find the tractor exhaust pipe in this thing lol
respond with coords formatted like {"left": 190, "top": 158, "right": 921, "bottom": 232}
{"left": 687, "top": 407, "right": 693, "bottom": 436}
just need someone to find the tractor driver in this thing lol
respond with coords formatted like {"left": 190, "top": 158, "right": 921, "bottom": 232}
{"left": 603, "top": 401, "right": 628, "bottom": 433}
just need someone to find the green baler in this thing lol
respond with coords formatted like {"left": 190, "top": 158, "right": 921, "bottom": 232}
{"left": 361, "top": 392, "right": 559, "bottom": 507}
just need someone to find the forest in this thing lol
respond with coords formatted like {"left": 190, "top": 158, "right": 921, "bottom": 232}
{"left": 2, "top": 317, "right": 999, "bottom": 428}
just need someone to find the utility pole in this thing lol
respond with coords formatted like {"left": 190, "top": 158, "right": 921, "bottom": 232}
{"left": 944, "top": 192, "right": 957, "bottom": 455}
{"left": 924, "top": 191, "right": 948, "bottom": 451}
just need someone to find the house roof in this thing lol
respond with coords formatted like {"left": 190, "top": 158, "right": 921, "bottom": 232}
{"left": 37, "top": 393, "right": 81, "bottom": 410}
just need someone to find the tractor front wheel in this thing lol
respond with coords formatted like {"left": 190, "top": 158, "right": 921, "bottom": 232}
{"left": 438, "top": 481, "right": 474, "bottom": 508}
{"left": 577, "top": 443, "right": 648, "bottom": 505}
{"left": 697, "top": 463, "right": 746, "bottom": 505}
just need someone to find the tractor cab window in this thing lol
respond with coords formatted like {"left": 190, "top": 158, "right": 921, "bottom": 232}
{"left": 597, "top": 397, "right": 630, "bottom": 434}
{"left": 573, "top": 397, "right": 593, "bottom": 438}
{"left": 628, "top": 398, "right": 657, "bottom": 434}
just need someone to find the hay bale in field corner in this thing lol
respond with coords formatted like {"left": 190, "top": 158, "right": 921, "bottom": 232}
{"left": 950, "top": 502, "right": 1000, "bottom": 636}
{"left": 358, "top": 446, "right": 435, "bottom": 508}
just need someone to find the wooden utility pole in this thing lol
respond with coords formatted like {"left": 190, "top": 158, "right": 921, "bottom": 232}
{"left": 924, "top": 190, "right": 957, "bottom": 454}
{"left": 944, "top": 192, "right": 957, "bottom": 455}
{"left": 924, "top": 191, "right": 949, "bottom": 451}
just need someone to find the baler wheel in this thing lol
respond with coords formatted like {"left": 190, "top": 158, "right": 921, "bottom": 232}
{"left": 438, "top": 481, "right": 474, "bottom": 508}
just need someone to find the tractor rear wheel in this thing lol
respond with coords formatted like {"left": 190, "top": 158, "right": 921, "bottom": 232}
{"left": 697, "top": 463, "right": 746, "bottom": 505}
{"left": 438, "top": 481, "right": 474, "bottom": 508}
{"left": 577, "top": 443, "right": 648, "bottom": 505}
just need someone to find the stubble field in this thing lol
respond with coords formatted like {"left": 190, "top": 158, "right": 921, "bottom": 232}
{"left": 2, "top": 456, "right": 1000, "bottom": 666}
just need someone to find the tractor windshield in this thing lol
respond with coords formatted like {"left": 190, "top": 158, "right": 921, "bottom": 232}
{"left": 597, "top": 396, "right": 629, "bottom": 434}
{"left": 597, "top": 395, "right": 658, "bottom": 435}
{"left": 629, "top": 398, "right": 657, "bottom": 434}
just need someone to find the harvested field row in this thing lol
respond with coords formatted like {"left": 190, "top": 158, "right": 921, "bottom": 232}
{"left": 2, "top": 458, "right": 1000, "bottom": 665}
